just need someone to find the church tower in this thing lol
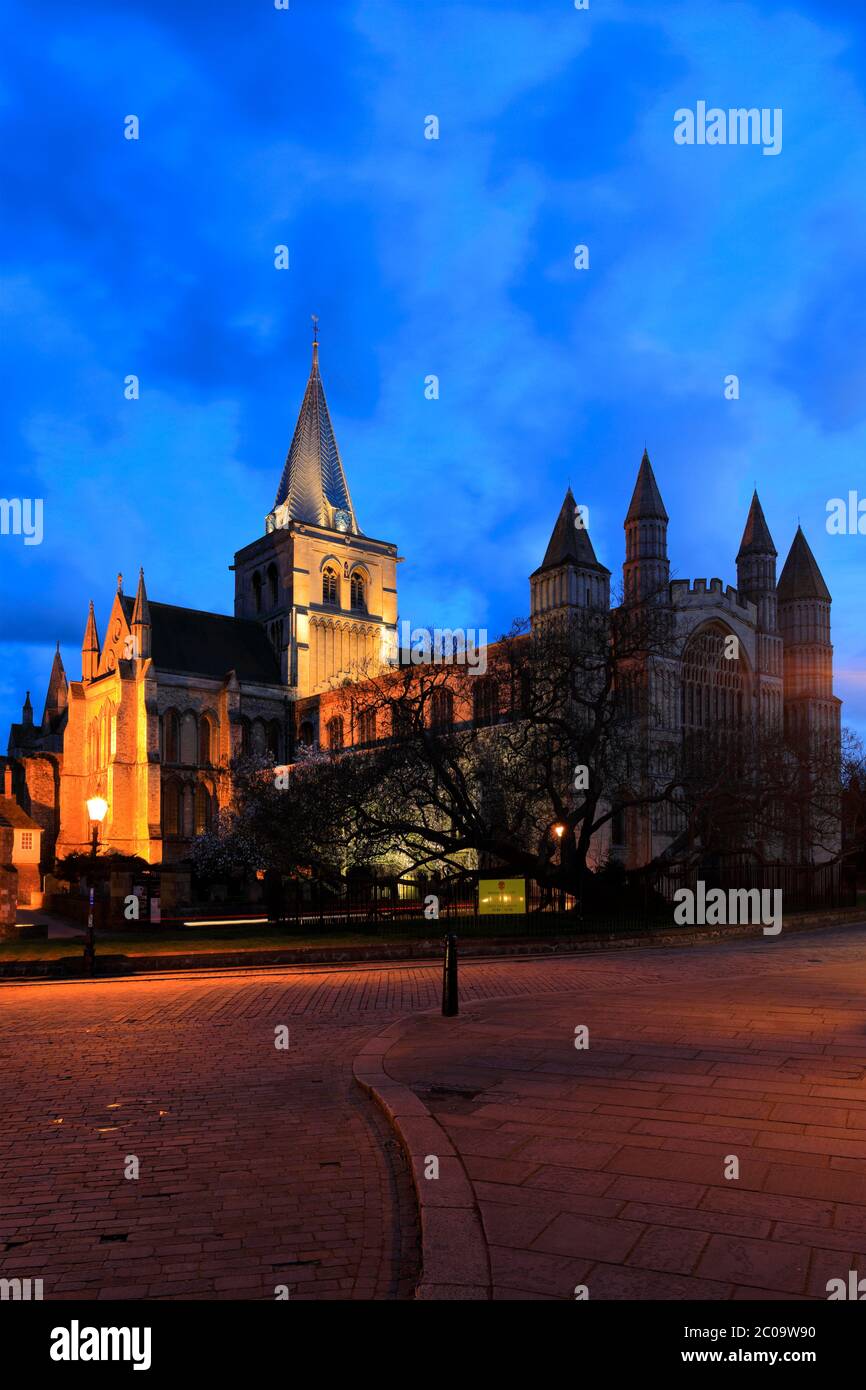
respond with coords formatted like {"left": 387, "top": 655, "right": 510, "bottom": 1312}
{"left": 736, "top": 490, "right": 783, "bottom": 731}
{"left": 777, "top": 526, "right": 839, "bottom": 741}
{"left": 232, "top": 324, "right": 400, "bottom": 697}
{"left": 623, "top": 449, "right": 670, "bottom": 603}
{"left": 530, "top": 487, "right": 610, "bottom": 625}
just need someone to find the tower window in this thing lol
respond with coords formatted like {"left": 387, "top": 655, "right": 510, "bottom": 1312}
{"left": 267, "top": 564, "right": 278, "bottom": 608}
{"left": 323, "top": 567, "right": 339, "bottom": 605}
{"left": 252, "top": 571, "right": 263, "bottom": 614}
{"left": 350, "top": 573, "right": 367, "bottom": 612}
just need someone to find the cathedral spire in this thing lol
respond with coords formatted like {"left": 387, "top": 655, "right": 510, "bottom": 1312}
{"left": 626, "top": 448, "right": 668, "bottom": 523}
{"left": 42, "top": 643, "right": 68, "bottom": 728}
{"left": 623, "top": 448, "right": 670, "bottom": 602}
{"left": 22, "top": 690, "right": 33, "bottom": 727}
{"left": 531, "top": 487, "right": 610, "bottom": 624}
{"left": 777, "top": 526, "right": 831, "bottom": 602}
{"left": 272, "top": 322, "right": 359, "bottom": 534}
{"left": 82, "top": 600, "right": 101, "bottom": 683}
{"left": 131, "top": 568, "right": 151, "bottom": 660}
{"left": 737, "top": 490, "right": 777, "bottom": 559}
{"left": 736, "top": 490, "right": 779, "bottom": 642}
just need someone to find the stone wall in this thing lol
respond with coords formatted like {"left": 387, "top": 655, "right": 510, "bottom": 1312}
{"left": 0, "top": 864, "right": 18, "bottom": 938}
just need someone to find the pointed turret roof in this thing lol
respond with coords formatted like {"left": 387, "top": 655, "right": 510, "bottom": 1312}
{"left": 22, "top": 691, "right": 33, "bottom": 726}
{"left": 41, "top": 643, "right": 68, "bottom": 727}
{"left": 82, "top": 600, "right": 100, "bottom": 652}
{"left": 737, "top": 490, "right": 777, "bottom": 558}
{"left": 777, "top": 526, "right": 831, "bottom": 602}
{"left": 533, "top": 488, "right": 609, "bottom": 576}
{"left": 272, "top": 327, "right": 359, "bottom": 532}
{"left": 625, "top": 448, "right": 668, "bottom": 523}
{"left": 131, "top": 568, "right": 150, "bottom": 628}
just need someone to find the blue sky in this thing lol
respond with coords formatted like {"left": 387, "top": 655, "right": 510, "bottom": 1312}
{"left": 2, "top": 0, "right": 866, "bottom": 737}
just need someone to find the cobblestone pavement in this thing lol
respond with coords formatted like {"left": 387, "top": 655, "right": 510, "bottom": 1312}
{"left": 1, "top": 925, "right": 864, "bottom": 1300}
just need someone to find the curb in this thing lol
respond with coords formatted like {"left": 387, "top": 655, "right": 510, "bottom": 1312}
{"left": 353, "top": 1014, "right": 492, "bottom": 1301}
{"left": 2, "top": 910, "right": 863, "bottom": 981}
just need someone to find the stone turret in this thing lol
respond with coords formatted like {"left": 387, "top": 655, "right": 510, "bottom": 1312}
{"left": 81, "top": 601, "right": 100, "bottom": 683}
{"left": 531, "top": 487, "right": 610, "bottom": 624}
{"left": 623, "top": 449, "right": 670, "bottom": 603}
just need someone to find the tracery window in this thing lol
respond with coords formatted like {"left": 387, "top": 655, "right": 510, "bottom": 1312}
{"left": 350, "top": 573, "right": 366, "bottom": 612}
{"left": 323, "top": 568, "right": 339, "bottom": 605}
{"left": 681, "top": 624, "right": 745, "bottom": 735}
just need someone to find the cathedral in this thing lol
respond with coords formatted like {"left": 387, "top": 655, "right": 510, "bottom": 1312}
{"left": 6, "top": 331, "right": 840, "bottom": 886}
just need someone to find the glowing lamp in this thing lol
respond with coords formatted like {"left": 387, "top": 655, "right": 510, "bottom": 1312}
{"left": 86, "top": 796, "right": 108, "bottom": 824}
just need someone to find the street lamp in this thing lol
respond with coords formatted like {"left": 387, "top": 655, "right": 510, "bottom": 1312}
{"left": 84, "top": 796, "right": 108, "bottom": 976}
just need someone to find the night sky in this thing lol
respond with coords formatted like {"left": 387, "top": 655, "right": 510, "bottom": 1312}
{"left": 2, "top": 0, "right": 865, "bottom": 737}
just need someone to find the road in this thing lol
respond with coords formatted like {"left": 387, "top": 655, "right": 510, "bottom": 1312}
{"left": 1, "top": 927, "right": 865, "bottom": 1299}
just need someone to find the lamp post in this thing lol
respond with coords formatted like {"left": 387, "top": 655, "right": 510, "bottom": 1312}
{"left": 84, "top": 796, "right": 108, "bottom": 976}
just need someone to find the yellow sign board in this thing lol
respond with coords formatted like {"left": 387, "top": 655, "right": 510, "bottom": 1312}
{"left": 478, "top": 878, "right": 526, "bottom": 915}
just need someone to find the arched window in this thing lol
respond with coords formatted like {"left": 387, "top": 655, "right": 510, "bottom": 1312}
{"left": 681, "top": 624, "right": 745, "bottom": 736}
{"left": 392, "top": 701, "right": 413, "bottom": 739}
{"left": 195, "top": 782, "right": 214, "bottom": 836}
{"left": 299, "top": 720, "right": 314, "bottom": 746}
{"left": 323, "top": 567, "right": 338, "bottom": 605}
{"left": 180, "top": 710, "right": 197, "bottom": 764}
{"left": 267, "top": 564, "right": 278, "bottom": 609}
{"left": 357, "top": 708, "right": 377, "bottom": 745}
{"left": 611, "top": 807, "right": 625, "bottom": 847}
{"left": 473, "top": 678, "right": 499, "bottom": 727}
{"left": 239, "top": 717, "right": 251, "bottom": 756}
{"left": 431, "top": 687, "right": 454, "bottom": 730}
{"left": 163, "top": 710, "right": 180, "bottom": 764}
{"left": 252, "top": 719, "right": 267, "bottom": 754}
{"left": 267, "top": 720, "right": 281, "bottom": 758}
{"left": 350, "top": 572, "right": 366, "bottom": 612}
{"left": 252, "top": 571, "right": 262, "bottom": 613}
{"left": 199, "top": 714, "right": 214, "bottom": 767}
{"left": 326, "top": 715, "right": 344, "bottom": 751}
{"left": 163, "top": 781, "right": 180, "bottom": 837}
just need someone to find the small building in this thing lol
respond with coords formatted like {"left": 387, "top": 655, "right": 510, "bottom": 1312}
{"left": 0, "top": 764, "right": 44, "bottom": 904}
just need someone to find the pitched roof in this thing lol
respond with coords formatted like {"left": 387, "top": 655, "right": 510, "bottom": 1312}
{"left": 534, "top": 488, "right": 609, "bottom": 576}
{"left": 0, "top": 796, "right": 41, "bottom": 831}
{"left": 625, "top": 449, "right": 668, "bottom": 523}
{"left": 120, "top": 597, "right": 281, "bottom": 684}
{"left": 777, "top": 526, "right": 831, "bottom": 603}
{"left": 737, "top": 490, "right": 777, "bottom": 558}
{"left": 272, "top": 336, "right": 359, "bottom": 532}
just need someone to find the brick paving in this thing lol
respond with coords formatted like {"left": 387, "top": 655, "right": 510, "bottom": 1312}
{"left": 2, "top": 925, "right": 865, "bottom": 1300}
{"left": 377, "top": 925, "right": 866, "bottom": 1299}
{"left": 0, "top": 971, "right": 423, "bottom": 1301}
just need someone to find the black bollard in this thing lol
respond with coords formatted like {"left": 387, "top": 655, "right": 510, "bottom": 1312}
{"left": 442, "top": 933, "right": 458, "bottom": 1016}
{"left": 83, "top": 885, "right": 95, "bottom": 977}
